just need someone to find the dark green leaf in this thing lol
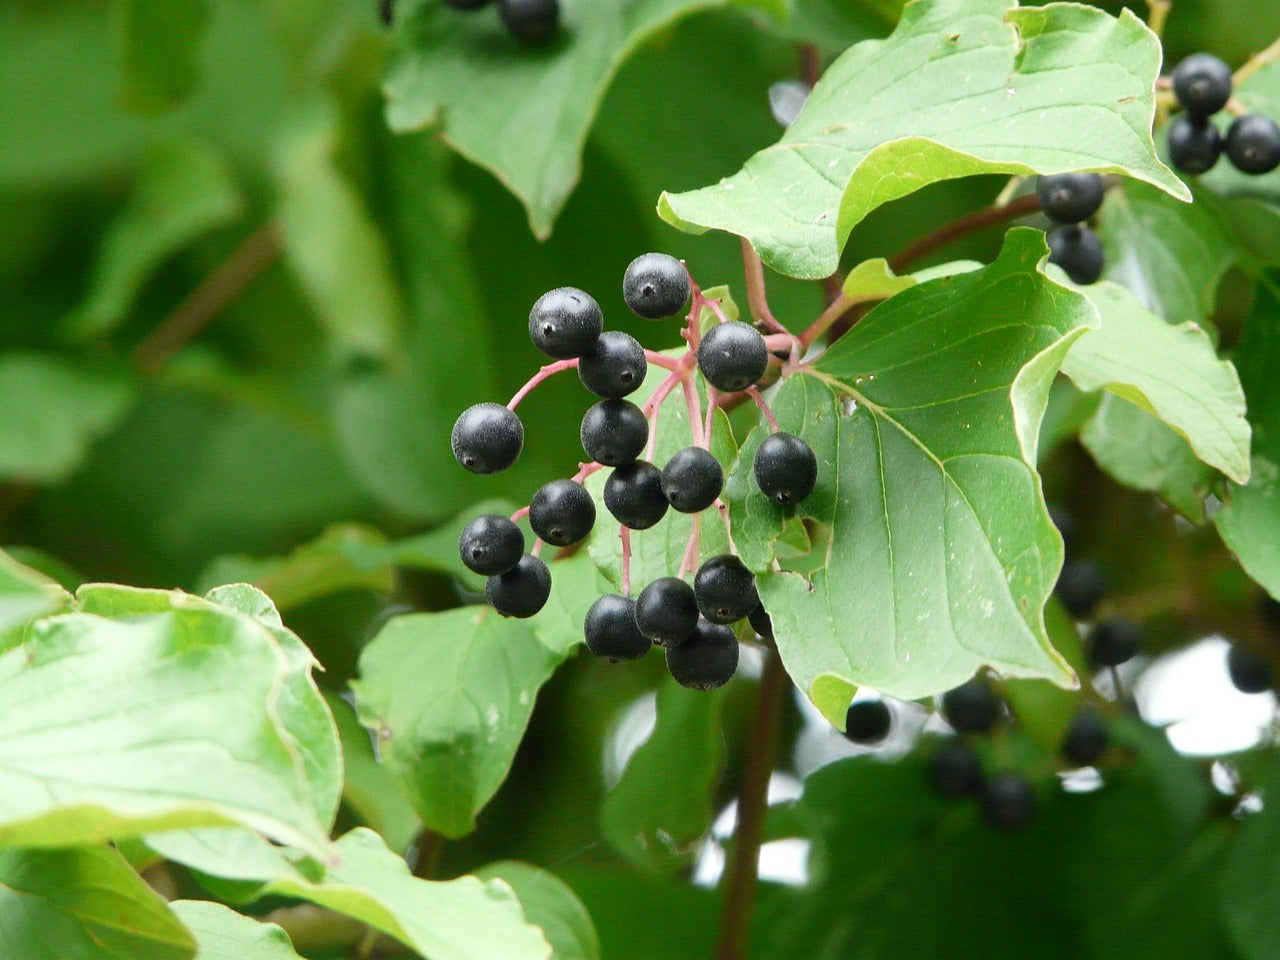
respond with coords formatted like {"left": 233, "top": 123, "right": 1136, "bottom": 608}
{"left": 474, "top": 862, "right": 600, "bottom": 960}
{"left": 117, "top": 0, "right": 213, "bottom": 112}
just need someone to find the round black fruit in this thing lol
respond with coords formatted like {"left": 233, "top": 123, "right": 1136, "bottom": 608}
{"left": 1056, "top": 560, "right": 1105, "bottom": 618}
{"left": 1085, "top": 618, "right": 1140, "bottom": 668}
{"left": 1228, "top": 645, "right": 1272, "bottom": 694}
{"left": 1061, "top": 708, "right": 1108, "bottom": 767}
{"left": 458, "top": 514, "right": 524, "bottom": 576}
{"left": 579, "top": 331, "right": 647, "bottom": 399}
{"left": 1168, "top": 115, "right": 1222, "bottom": 174}
{"left": 1047, "top": 224, "right": 1105, "bottom": 285}
{"left": 580, "top": 399, "right": 648, "bottom": 467}
{"left": 635, "top": 577, "right": 700, "bottom": 646}
{"left": 928, "top": 739, "right": 983, "bottom": 797}
{"left": 1037, "top": 173, "right": 1104, "bottom": 224}
{"left": 1172, "top": 53, "right": 1233, "bottom": 118}
{"left": 584, "top": 595, "right": 650, "bottom": 662}
{"left": 941, "top": 677, "right": 1002, "bottom": 734}
{"left": 697, "top": 321, "right": 769, "bottom": 392}
{"left": 485, "top": 554, "right": 551, "bottom": 618}
{"left": 1226, "top": 114, "right": 1280, "bottom": 175}
{"left": 529, "top": 479, "right": 595, "bottom": 547}
{"left": 748, "top": 604, "right": 774, "bottom": 642}
{"left": 528, "top": 287, "right": 603, "bottom": 359}
{"left": 694, "top": 554, "right": 759, "bottom": 625}
{"left": 844, "top": 700, "right": 892, "bottom": 744}
{"left": 623, "top": 253, "right": 690, "bottom": 320}
{"left": 451, "top": 403, "right": 524, "bottom": 474}
{"left": 604, "top": 460, "right": 668, "bottom": 529}
{"left": 497, "top": 0, "right": 558, "bottom": 42}
{"left": 980, "top": 772, "right": 1035, "bottom": 829}
{"left": 666, "top": 619, "right": 739, "bottom": 690}
{"left": 661, "top": 447, "right": 724, "bottom": 513}
{"left": 753, "top": 432, "right": 818, "bottom": 504}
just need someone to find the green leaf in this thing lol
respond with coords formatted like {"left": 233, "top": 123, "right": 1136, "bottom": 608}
{"left": 600, "top": 677, "right": 727, "bottom": 875}
{"left": 1000, "top": 598, "right": 1085, "bottom": 753}
{"left": 1221, "top": 762, "right": 1280, "bottom": 960}
{"left": 0, "top": 846, "right": 195, "bottom": 960}
{"left": 0, "top": 354, "right": 134, "bottom": 483}
{"left": 117, "top": 0, "right": 212, "bottom": 112}
{"left": 474, "top": 862, "right": 600, "bottom": 960}
{"left": 659, "top": 0, "right": 1187, "bottom": 279}
{"left": 840, "top": 257, "right": 918, "bottom": 304}
{"left": 728, "top": 229, "right": 1091, "bottom": 721}
{"left": 169, "top": 901, "right": 303, "bottom": 960}
{"left": 0, "top": 549, "right": 70, "bottom": 640}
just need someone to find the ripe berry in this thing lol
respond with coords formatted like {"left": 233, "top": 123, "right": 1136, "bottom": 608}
{"left": 485, "top": 554, "right": 551, "bottom": 618}
{"left": 497, "top": 0, "right": 558, "bottom": 42}
{"left": 697, "top": 321, "right": 769, "bottom": 392}
{"left": 580, "top": 399, "right": 648, "bottom": 466}
{"left": 1037, "top": 173, "right": 1104, "bottom": 224}
{"left": 844, "top": 700, "right": 891, "bottom": 744}
{"left": 458, "top": 514, "right": 524, "bottom": 576}
{"left": 604, "top": 460, "right": 668, "bottom": 529}
{"left": 1085, "top": 618, "right": 1140, "bottom": 668}
{"left": 1168, "top": 115, "right": 1222, "bottom": 174}
{"left": 1227, "top": 645, "right": 1272, "bottom": 694}
{"left": 578, "top": 331, "right": 647, "bottom": 399}
{"left": 928, "top": 739, "right": 983, "bottom": 797}
{"left": 529, "top": 479, "right": 595, "bottom": 547}
{"left": 1226, "top": 114, "right": 1280, "bottom": 175}
{"left": 1061, "top": 708, "right": 1108, "bottom": 767}
{"left": 940, "top": 678, "right": 1002, "bottom": 734}
{"left": 584, "top": 595, "right": 650, "bottom": 662}
{"left": 661, "top": 447, "right": 724, "bottom": 513}
{"left": 980, "top": 772, "right": 1035, "bottom": 829}
{"left": 748, "top": 604, "right": 774, "bottom": 642}
{"left": 753, "top": 432, "right": 818, "bottom": 504}
{"left": 635, "top": 577, "right": 699, "bottom": 646}
{"left": 666, "top": 619, "right": 739, "bottom": 690}
{"left": 1056, "top": 560, "right": 1105, "bottom": 618}
{"left": 1172, "top": 53, "right": 1233, "bottom": 118}
{"left": 1047, "top": 225, "right": 1105, "bottom": 285}
{"left": 694, "top": 554, "right": 758, "bottom": 625}
{"left": 528, "top": 287, "right": 603, "bottom": 360}
{"left": 451, "top": 403, "right": 524, "bottom": 474}
{"left": 623, "top": 253, "right": 690, "bottom": 320}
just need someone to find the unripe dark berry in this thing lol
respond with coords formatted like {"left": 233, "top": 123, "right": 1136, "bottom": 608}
{"left": 940, "top": 677, "right": 1002, "bottom": 734}
{"left": 844, "top": 700, "right": 891, "bottom": 744}
{"left": 604, "top": 460, "right": 668, "bottom": 530}
{"left": 635, "top": 577, "right": 700, "bottom": 646}
{"left": 584, "top": 595, "right": 650, "bottom": 662}
{"left": 451, "top": 403, "right": 524, "bottom": 474}
{"left": 578, "top": 331, "right": 647, "bottom": 399}
{"left": 485, "top": 554, "right": 551, "bottom": 618}
{"left": 748, "top": 604, "right": 774, "bottom": 642}
{"left": 1226, "top": 114, "right": 1280, "bottom": 175}
{"left": 928, "top": 739, "right": 983, "bottom": 797}
{"left": 1228, "top": 645, "right": 1272, "bottom": 694}
{"left": 1085, "top": 618, "right": 1140, "bottom": 668}
{"left": 1056, "top": 560, "right": 1105, "bottom": 618}
{"left": 1047, "top": 224, "right": 1104, "bottom": 285}
{"left": 623, "top": 253, "right": 690, "bottom": 320}
{"left": 694, "top": 554, "right": 758, "bottom": 625}
{"left": 1037, "top": 173, "right": 1104, "bottom": 224}
{"left": 1168, "top": 115, "right": 1222, "bottom": 174}
{"left": 458, "top": 514, "right": 524, "bottom": 576}
{"left": 1061, "top": 708, "right": 1108, "bottom": 767}
{"left": 1172, "top": 53, "right": 1233, "bottom": 118}
{"left": 666, "top": 619, "right": 739, "bottom": 690}
{"left": 528, "top": 287, "right": 603, "bottom": 359}
{"left": 661, "top": 447, "right": 724, "bottom": 513}
{"left": 497, "top": 0, "right": 558, "bottom": 42}
{"left": 529, "top": 479, "right": 595, "bottom": 547}
{"left": 580, "top": 399, "right": 648, "bottom": 467}
{"left": 697, "top": 321, "right": 768, "bottom": 392}
{"left": 753, "top": 432, "right": 818, "bottom": 504}
{"left": 980, "top": 772, "right": 1035, "bottom": 829}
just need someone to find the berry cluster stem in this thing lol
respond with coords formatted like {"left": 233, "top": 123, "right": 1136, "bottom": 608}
{"left": 619, "top": 525, "right": 632, "bottom": 595}
{"left": 740, "top": 237, "right": 790, "bottom": 336}
{"left": 1235, "top": 35, "right": 1280, "bottom": 85}
{"left": 507, "top": 358, "right": 579, "bottom": 410}
{"left": 746, "top": 387, "right": 778, "bottom": 433}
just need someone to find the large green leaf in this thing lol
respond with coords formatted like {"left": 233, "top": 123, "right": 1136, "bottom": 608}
{"left": 728, "top": 230, "right": 1091, "bottom": 722}
{"left": 0, "top": 549, "right": 69, "bottom": 641}
{"left": 475, "top": 862, "right": 600, "bottom": 960}
{"left": 0, "top": 846, "right": 195, "bottom": 960}
{"left": 660, "top": 0, "right": 1187, "bottom": 279}
{"left": 169, "top": 901, "right": 302, "bottom": 960}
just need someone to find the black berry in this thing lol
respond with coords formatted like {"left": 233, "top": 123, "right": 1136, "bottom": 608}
{"left": 1085, "top": 618, "right": 1140, "bottom": 668}
{"left": 604, "top": 460, "right": 668, "bottom": 529}
{"left": 497, "top": 0, "right": 558, "bottom": 42}
{"left": 1047, "top": 224, "right": 1104, "bottom": 285}
{"left": 451, "top": 403, "right": 524, "bottom": 474}
{"left": 1262, "top": 595, "right": 1280, "bottom": 631}
{"left": 666, "top": 619, "right": 739, "bottom": 690}
{"left": 844, "top": 700, "right": 891, "bottom": 744}
{"left": 661, "top": 447, "right": 724, "bottom": 513}
{"left": 1168, "top": 115, "right": 1222, "bottom": 174}
{"left": 928, "top": 739, "right": 983, "bottom": 797}
{"left": 1227, "top": 645, "right": 1272, "bottom": 694}
{"left": 753, "top": 432, "right": 818, "bottom": 504}
{"left": 458, "top": 514, "right": 524, "bottom": 576}
{"left": 694, "top": 554, "right": 758, "bottom": 625}
{"left": 578, "top": 331, "right": 647, "bottom": 399}
{"left": 1056, "top": 560, "right": 1105, "bottom": 618}
{"left": 748, "top": 604, "right": 774, "bottom": 642}
{"left": 580, "top": 399, "right": 648, "bottom": 467}
{"left": 1037, "top": 173, "right": 1104, "bottom": 224}
{"left": 1172, "top": 53, "right": 1233, "bottom": 118}
{"left": 697, "top": 321, "right": 768, "bottom": 392}
{"left": 623, "top": 253, "right": 690, "bottom": 320}
{"left": 378, "top": 0, "right": 396, "bottom": 26}
{"left": 1226, "top": 114, "right": 1280, "bottom": 175}
{"left": 529, "top": 479, "right": 595, "bottom": 547}
{"left": 584, "top": 595, "right": 650, "bottom": 662}
{"left": 1061, "top": 708, "right": 1108, "bottom": 767}
{"left": 635, "top": 577, "right": 700, "bottom": 646}
{"left": 940, "top": 677, "right": 1002, "bottom": 734}
{"left": 528, "top": 287, "right": 603, "bottom": 360}
{"left": 485, "top": 554, "right": 551, "bottom": 618}
{"left": 980, "top": 772, "right": 1035, "bottom": 829}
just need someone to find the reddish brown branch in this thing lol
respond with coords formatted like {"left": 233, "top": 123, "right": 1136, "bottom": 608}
{"left": 887, "top": 193, "right": 1042, "bottom": 273}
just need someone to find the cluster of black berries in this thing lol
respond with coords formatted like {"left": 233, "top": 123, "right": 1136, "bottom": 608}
{"left": 1167, "top": 54, "right": 1280, "bottom": 176}
{"left": 451, "top": 252, "right": 819, "bottom": 691}
{"left": 380, "top": 0, "right": 560, "bottom": 43}
{"left": 1038, "top": 173, "right": 1106, "bottom": 285}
